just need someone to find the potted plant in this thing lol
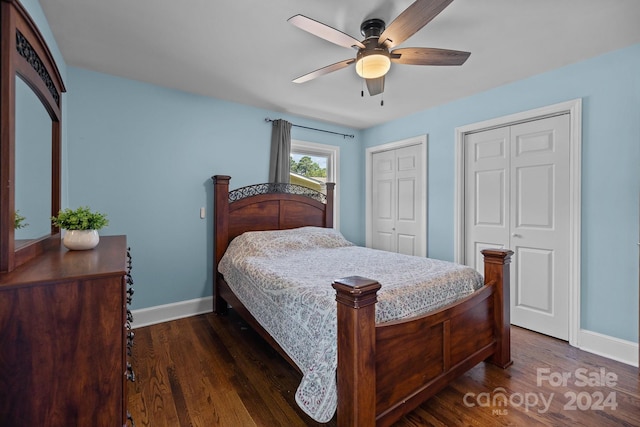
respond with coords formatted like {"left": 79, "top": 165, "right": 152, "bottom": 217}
{"left": 51, "top": 206, "right": 109, "bottom": 250}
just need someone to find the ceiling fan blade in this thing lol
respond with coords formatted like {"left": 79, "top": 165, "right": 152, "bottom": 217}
{"left": 288, "top": 15, "right": 365, "bottom": 50}
{"left": 292, "top": 59, "right": 355, "bottom": 84}
{"left": 391, "top": 47, "right": 470, "bottom": 65}
{"left": 379, "top": 0, "right": 454, "bottom": 48}
{"left": 366, "top": 76, "right": 385, "bottom": 96}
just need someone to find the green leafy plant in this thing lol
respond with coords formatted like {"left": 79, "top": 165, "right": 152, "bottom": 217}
{"left": 14, "top": 210, "right": 28, "bottom": 229}
{"left": 51, "top": 206, "right": 109, "bottom": 230}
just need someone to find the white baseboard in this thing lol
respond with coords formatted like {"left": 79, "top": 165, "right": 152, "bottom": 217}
{"left": 578, "top": 329, "right": 639, "bottom": 367}
{"left": 131, "top": 296, "right": 213, "bottom": 329}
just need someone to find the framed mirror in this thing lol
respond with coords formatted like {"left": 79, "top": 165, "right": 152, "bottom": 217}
{"left": 15, "top": 74, "right": 53, "bottom": 246}
{"left": 1, "top": 0, "right": 65, "bottom": 272}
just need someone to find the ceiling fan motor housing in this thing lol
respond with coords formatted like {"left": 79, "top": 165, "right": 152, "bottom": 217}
{"left": 360, "top": 18, "right": 385, "bottom": 39}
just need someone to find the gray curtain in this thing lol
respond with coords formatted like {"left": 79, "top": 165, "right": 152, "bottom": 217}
{"left": 268, "top": 119, "right": 292, "bottom": 183}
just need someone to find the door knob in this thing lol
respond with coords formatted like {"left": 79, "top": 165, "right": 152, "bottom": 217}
{"left": 511, "top": 233, "right": 522, "bottom": 238}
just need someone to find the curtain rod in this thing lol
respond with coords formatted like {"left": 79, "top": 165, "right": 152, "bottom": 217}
{"left": 265, "top": 118, "right": 354, "bottom": 139}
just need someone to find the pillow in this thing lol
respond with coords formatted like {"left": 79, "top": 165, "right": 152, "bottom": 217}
{"left": 226, "top": 226, "right": 353, "bottom": 260}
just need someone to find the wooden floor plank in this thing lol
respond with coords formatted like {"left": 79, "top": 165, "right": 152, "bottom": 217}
{"left": 128, "top": 311, "right": 640, "bottom": 426}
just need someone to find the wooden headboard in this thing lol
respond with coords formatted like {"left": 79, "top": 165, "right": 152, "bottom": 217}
{"left": 212, "top": 175, "right": 335, "bottom": 267}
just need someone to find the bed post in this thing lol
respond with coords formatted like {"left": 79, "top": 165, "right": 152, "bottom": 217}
{"left": 481, "top": 248, "right": 514, "bottom": 369}
{"left": 325, "top": 182, "right": 335, "bottom": 228}
{"left": 212, "top": 175, "right": 231, "bottom": 314}
{"left": 332, "top": 276, "right": 381, "bottom": 427}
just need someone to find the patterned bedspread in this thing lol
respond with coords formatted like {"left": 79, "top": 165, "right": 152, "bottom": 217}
{"left": 218, "top": 226, "right": 483, "bottom": 422}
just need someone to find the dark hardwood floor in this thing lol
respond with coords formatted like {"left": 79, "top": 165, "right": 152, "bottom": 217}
{"left": 128, "top": 311, "right": 640, "bottom": 426}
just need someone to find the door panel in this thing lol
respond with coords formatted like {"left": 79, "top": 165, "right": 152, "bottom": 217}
{"left": 395, "top": 145, "right": 422, "bottom": 256}
{"left": 475, "top": 169, "right": 506, "bottom": 226}
{"left": 375, "top": 232, "right": 393, "bottom": 252}
{"left": 372, "top": 144, "right": 424, "bottom": 256}
{"left": 516, "top": 246, "right": 553, "bottom": 313}
{"left": 398, "top": 234, "right": 417, "bottom": 256}
{"left": 515, "top": 164, "right": 554, "bottom": 228}
{"left": 372, "top": 150, "right": 395, "bottom": 252}
{"left": 509, "top": 115, "right": 570, "bottom": 339}
{"left": 398, "top": 178, "right": 416, "bottom": 221}
{"left": 376, "top": 180, "right": 393, "bottom": 220}
{"left": 465, "top": 127, "right": 510, "bottom": 273}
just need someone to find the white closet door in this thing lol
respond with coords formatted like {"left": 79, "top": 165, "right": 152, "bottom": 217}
{"left": 372, "top": 149, "right": 396, "bottom": 252}
{"left": 464, "top": 126, "right": 511, "bottom": 274}
{"left": 372, "top": 144, "right": 423, "bottom": 256}
{"left": 465, "top": 114, "right": 571, "bottom": 340}
{"left": 509, "top": 115, "right": 571, "bottom": 340}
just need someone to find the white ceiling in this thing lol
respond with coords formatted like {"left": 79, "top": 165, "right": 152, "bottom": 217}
{"left": 39, "top": 0, "right": 640, "bottom": 129}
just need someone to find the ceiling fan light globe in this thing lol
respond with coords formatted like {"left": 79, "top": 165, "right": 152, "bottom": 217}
{"left": 355, "top": 53, "right": 391, "bottom": 79}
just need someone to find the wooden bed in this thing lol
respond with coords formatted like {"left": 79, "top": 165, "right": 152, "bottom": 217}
{"left": 212, "top": 175, "right": 513, "bottom": 427}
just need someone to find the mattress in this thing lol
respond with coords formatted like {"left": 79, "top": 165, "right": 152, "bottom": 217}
{"left": 218, "top": 226, "right": 483, "bottom": 422}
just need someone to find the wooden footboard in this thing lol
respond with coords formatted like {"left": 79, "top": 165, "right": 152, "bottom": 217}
{"left": 332, "top": 249, "right": 513, "bottom": 427}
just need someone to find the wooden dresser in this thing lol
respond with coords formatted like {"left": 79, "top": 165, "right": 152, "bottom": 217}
{"left": 0, "top": 235, "right": 135, "bottom": 427}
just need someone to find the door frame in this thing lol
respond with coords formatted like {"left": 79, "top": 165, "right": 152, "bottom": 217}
{"left": 365, "top": 135, "right": 428, "bottom": 256}
{"left": 453, "top": 99, "right": 582, "bottom": 346}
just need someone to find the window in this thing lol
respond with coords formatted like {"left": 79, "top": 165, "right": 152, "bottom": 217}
{"left": 290, "top": 140, "right": 340, "bottom": 227}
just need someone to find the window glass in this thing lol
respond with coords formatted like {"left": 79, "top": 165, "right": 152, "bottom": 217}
{"left": 290, "top": 153, "right": 328, "bottom": 193}
{"left": 290, "top": 140, "right": 339, "bottom": 228}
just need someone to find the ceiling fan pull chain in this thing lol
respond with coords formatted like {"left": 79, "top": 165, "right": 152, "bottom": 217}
{"left": 381, "top": 93, "right": 384, "bottom": 107}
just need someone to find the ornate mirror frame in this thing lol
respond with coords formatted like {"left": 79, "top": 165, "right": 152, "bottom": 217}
{"left": 1, "top": 0, "right": 65, "bottom": 272}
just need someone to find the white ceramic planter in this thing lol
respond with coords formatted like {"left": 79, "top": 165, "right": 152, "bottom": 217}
{"left": 63, "top": 229, "right": 100, "bottom": 250}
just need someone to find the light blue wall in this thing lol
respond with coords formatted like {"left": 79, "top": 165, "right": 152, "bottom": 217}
{"left": 65, "top": 67, "right": 363, "bottom": 310}
{"left": 362, "top": 44, "right": 640, "bottom": 342}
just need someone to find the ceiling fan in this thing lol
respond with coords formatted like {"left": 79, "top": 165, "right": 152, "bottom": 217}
{"left": 289, "top": 0, "right": 470, "bottom": 97}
